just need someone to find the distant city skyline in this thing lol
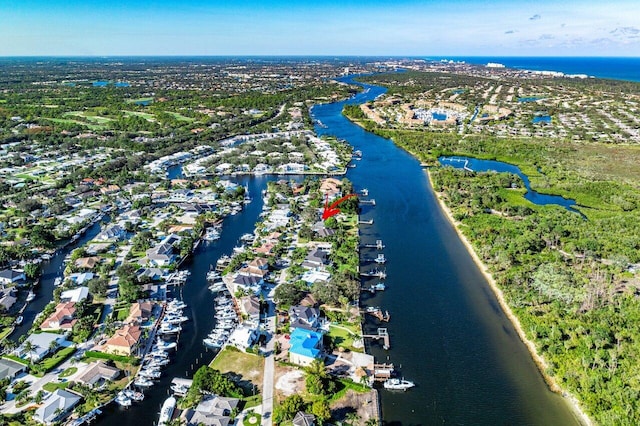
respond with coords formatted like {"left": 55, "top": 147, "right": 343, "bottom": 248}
{"left": 2, "top": 0, "right": 640, "bottom": 57}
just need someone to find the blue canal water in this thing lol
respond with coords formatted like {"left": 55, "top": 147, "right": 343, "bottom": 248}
{"left": 532, "top": 115, "right": 552, "bottom": 124}
{"left": 439, "top": 156, "right": 579, "bottom": 213}
{"left": 311, "top": 75, "right": 580, "bottom": 425}
{"left": 96, "top": 175, "right": 278, "bottom": 426}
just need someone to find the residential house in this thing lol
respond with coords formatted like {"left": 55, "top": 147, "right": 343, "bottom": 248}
{"left": 239, "top": 296, "right": 261, "bottom": 322}
{"left": 60, "top": 286, "right": 89, "bottom": 303}
{"left": 16, "top": 333, "right": 68, "bottom": 362}
{"left": 228, "top": 324, "right": 259, "bottom": 350}
{"left": 288, "top": 328, "right": 324, "bottom": 366}
{"left": 74, "top": 361, "right": 120, "bottom": 388}
{"left": 248, "top": 258, "right": 269, "bottom": 270}
{"left": 288, "top": 305, "right": 321, "bottom": 332}
{"left": 293, "top": 412, "right": 316, "bottom": 426}
{"left": 180, "top": 395, "right": 240, "bottom": 426}
{"left": 95, "top": 224, "right": 126, "bottom": 241}
{"left": 232, "top": 274, "right": 263, "bottom": 295}
{"left": 0, "top": 358, "right": 27, "bottom": 381}
{"left": 68, "top": 272, "right": 94, "bottom": 285}
{"left": 40, "top": 302, "right": 77, "bottom": 331}
{"left": 137, "top": 267, "right": 166, "bottom": 282}
{"left": 126, "top": 301, "right": 154, "bottom": 325}
{"left": 145, "top": 234, "right": 181, "bottom": 267}
{"left": 301, "top": 247, "right": 330, "bottom": 270}
{"left": 75, "top": 257, "right": 100, "bottom": 270}
{"left": 0, "top": 269, "right": 25, "bottom": 286}
{"left": 319, "top": 178, "right": 342, "bottom": 199}
{"left": 0, "top": 289, "right": 17, "bottom": 311}
{"left": 102, "top": 325, "right": 142, "bottom": 356}
{"left": 33, "top": 389, "right": 82, "bottom": 425}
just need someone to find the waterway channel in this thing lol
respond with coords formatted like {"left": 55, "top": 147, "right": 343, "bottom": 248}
{"left": 311, "top": 75, "right": 580, "bottom": 425}
{"left": 92, "top": 75, "right": 581, "bottom": 425}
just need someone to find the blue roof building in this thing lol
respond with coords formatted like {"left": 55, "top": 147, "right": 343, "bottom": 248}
{"left": 289, "top": 328, "right": 324, "bottom": 366}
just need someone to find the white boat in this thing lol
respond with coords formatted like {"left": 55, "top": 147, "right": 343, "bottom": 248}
{"left": 167, "top": 300, "right": 187, "bottom": 310}
{"left": 206, "top": 270, "right": 221, "bottom": 281}
{"left": 158, "top": 396, "right": 176, "bottom": 426}
{"left": 139, "top": 369, "right": 161, "bottom": 379}
{"left": 115, "top": 392, "right": 132, "bottom": 407}
{"left": 134, "top": 377, "right": 154, "bottom": 387}
{"left": 163, "top": 315, "right": 188, "bottom": 325}
{"left": 159, "top": 323, "right": 182, "bottom": 335}
{"left": 15, "top": 315, "right": 23, "bottom": 325}
{"left": 26, "top": 290, "right": 36, "bottom": 302}
{"left": 240, "top": 233, "right": 254, "bottom": 242}
{"left": 124, "top": 389, "right": 144, "bottom": 402}
{"left": 383, "top": 378, "right": 415, "bottom": 391}
{"left": 53, "top": 277, "right": 62, "bottom": 286}
{"left": 203, "top": 338, "right": 225, "bottom": 348}
{"left": 170, "top": 383, "right": 190, "bottom": 396}
{"left": 154, "top": 340, "right": 177, "bottom": 351}
{"left": 375, "top": 254, "right": 386, "bottom": 264}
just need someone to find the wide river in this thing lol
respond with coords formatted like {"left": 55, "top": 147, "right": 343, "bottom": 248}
{"left": 95, "top": 75, "right": 580, "bottom": 425}
{"left": 312, "top": 75, "right": 580, "bottom": 425}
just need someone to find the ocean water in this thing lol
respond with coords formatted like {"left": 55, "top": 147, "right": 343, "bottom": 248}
{"left": 428, "top": 56, "right": 640, "bottom": 82}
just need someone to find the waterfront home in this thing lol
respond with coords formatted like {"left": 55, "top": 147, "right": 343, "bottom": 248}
{"left": 137, "top": 267, "right": 166, "bottom": 282}
{"left": 75, "top": 256, "right": 100, "bottom": 270}
{"left": 228, "top": 324, "right": 259, "bottom": 350}
{"left": 239, "top": 295, "right": 261, "bottom": 321}
{"left": 301, "top": 270, "right": 331, "bottom": 286}
{"left": 0, "top": 289, "right": 17, "bottom": 311}
{"left": 238, "top": 265, "right": 268, "bottom": 280}
{"left": 232, "top": 274, "right": 263, "bottom": 295}
{"left": 302, "top": 247, "right": 330, "bottom": 270}
{"left": 126, "top": 300, "right": 154, "bottom": 325}
{"left": 180, "top": 395, "right": 240, "bottom": 426}
{"left": 288, "top": 305, "right": 321, "bottom": 332}
{"left": 60, "top": 286, "right": 89, "bottom": 303}
{"left": 248, "top": 257, "right": 269, "bottom": 270}
{"left": 33, "top": 389, "right": 82, "bottom": 425}
{"left": 40, "top": 302, "right": 77, "bottom": 331}
{"left": 319, "top": 177, "right": 342, "bottom": 199}
{"left": 0, "top": 269, "right": 26, "bottom": 286}
{"left": 0, "top": 358, "right": 27, "bottom": 381}
{"left": 68, "top": 272, "right": 94, "bottom": 285}
{"left": 288, "top": 328, "right": 324, "bottom": 366}
{"left": 102, "top": 324, "right": 142, "bottom": 356}
{"left": 15, "top": 333, "right": 68, "bottom": 362}
{"left": 74, "top": 361, "right": 121, "bottom": 388}
{"left": 95, "top": 224, "right": 126, "bottom": 241}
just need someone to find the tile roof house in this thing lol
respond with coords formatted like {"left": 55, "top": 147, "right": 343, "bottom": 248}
{"left": 33, "top": 389, "right": 82, "bottom": 425}
{"left": 289, "top": 328, "right": 324, "bottom": 366}
{"left": 40, "top": 302, "right": 77, "bottom": 331}
{"left": 247, "top": 257, "right": 269, "bottom": 270}
{"left": 75, "top": 257, "right": 100, "bottom": 270}
{"left": 126, "top": 301, "right": 154, "bottom": 324}
{"left": 103, "top": 325, "right": 142, "bottom": 356}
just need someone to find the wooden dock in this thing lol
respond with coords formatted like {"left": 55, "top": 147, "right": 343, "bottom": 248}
{"left": 360, "top": 199, "right": 376, "bottom": 205}
{"left": 364, "top": 328, "right": 391, "bottom": 350}
{"left": 358, "top": 219, "right": 374, "bottom": 225}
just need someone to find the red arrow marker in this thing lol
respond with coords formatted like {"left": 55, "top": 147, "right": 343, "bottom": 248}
{"left": 322, "top": 193, "right": 357, "bottom": 220}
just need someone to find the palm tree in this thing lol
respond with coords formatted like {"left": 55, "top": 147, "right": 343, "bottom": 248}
{"left": 365, "top": 418, "right": 378, "bottom": 426}
{"left": 346, "top": 412, "right": 361, "bottom": 426}
{"left": 305, "top": 359, "right": 328, "bottom": 379}
{"left": 22, "top": 341, "right": 36, "bottom": 364}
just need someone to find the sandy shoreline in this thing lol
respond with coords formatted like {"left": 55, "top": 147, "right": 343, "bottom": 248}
{"left": 425, "top": 169, "right": 593, "bottom": 426}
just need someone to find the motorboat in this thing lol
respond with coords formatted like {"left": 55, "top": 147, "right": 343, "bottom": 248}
{"left": 15, "top": 316, "right": 23, "bottom": 325}
{"left": 159, "top": 323, "right": 182, "bottom": 335}
{"left": 170, "top": 382, "right": 190, "bottom": 396}
{"left": 154, "top": 340, "right": 177, "bottom": 351}
{"left": 139, "top": 369, "right": 161, "bottom": 379}
{"left": 26, "top": 290, "right": 36, "bottom": 302}
{"left": 134, "top": 377, "right": 154, "bottom": 387}
{"left": 115, "top": 392, "right": 132, "bottom": 407}
{"left": 167, "top": 300, "right": 187, "bottom": 310}
{"left": 163, "top": 315, "right": 188, "bottom": 325}
{"left": 383, "top": 378, "right": 415, "bottom": 391}
{"left": 123, "top": 389, "right": 144, "bottom": 402}
{"left": 158, "top": 396, "right": 176, "bottom": 426}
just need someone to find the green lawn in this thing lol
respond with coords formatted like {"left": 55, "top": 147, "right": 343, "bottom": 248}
{"left": 123, "top": 110, "right": 156, "bottom": 121}
{"left": 42, "top": 381, "right": 69, "bottom": 392}
{"left": 209, "top": 346, "right": 264, "bottom": 390}
{"left": 328, "top": 324, "right": 362, "bottom": 352}
{"left": 59, "top": 366, "right": 77, "bottom": 378}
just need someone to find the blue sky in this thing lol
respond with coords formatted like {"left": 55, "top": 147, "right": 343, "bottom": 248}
{"left": 2, "top": 0, "right": 639, "bottom": 56}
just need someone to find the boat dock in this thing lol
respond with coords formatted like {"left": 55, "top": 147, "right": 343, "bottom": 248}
{"left": 358, "top": 219, "right": 374, "bottom": 225}
{"left": 372, "top": 362, "right": 395, "bottom": 381}
{"left": 365, "top": 308, "right": 391, "bottom": 323}
{"left": 363, "top": 328, "right": 391, "bottom": 350}
{"left": 360, "top": 269, "right": 386, "bottom": 279}
{"left": 360, "top": 199, "right": 376, "bottom": 205}
{"left": 362, "top": 239, "right": 385, "bottom": 250}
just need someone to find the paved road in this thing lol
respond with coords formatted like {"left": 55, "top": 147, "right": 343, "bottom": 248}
{"left": 261, "top": 300, "right": 276, "bottom": 426}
